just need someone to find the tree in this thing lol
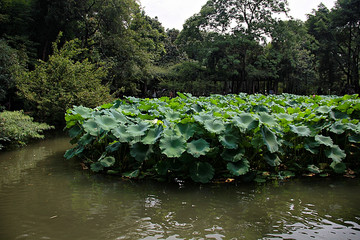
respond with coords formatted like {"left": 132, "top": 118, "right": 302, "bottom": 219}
{"left": 17, "top": 36, "right": 112, "bottom": 125}
{"left": 270, "top": 20, "right": 318, "bottom": 94}
{"left": 0, "top": 39, "right": 25, "bottom": 109}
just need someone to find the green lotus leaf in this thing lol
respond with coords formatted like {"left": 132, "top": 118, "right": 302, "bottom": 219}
{"left": 349, "top": 134, "right": 360, "bottom": 143}
{"left": 187, "top": 139, "right": 210, "bottom": 158}
{"left": 72, "top": 106, "right": 92, "bottom": 119}
{"left": 219, "top": 134, "right": 239, "bottom": 149}
{"left": 95, "top": 115, "right": 118, "bottom": 131}
{"left": 289, "top": 125, "right": 311, "bottom": 137}
{"left": 275, "top": 113, "right": 293, "bottom": 122}
{"left": 190, "top": 161, "right": 215, "bottom": 183}
{"left": 83, "top": 119, "right": 100, "bottom": 136}
{"left": 90, "top": 162, "right": 104, "bottom": 172}
{"left": 122, "top": 169, "right": 140, "bottom": 178}
{"left": 100, "top": 156, "right": 116, "bottom": 167}
{"left": 315, "top": 135, "right": 334, "bottom": 147}
{"left": 165, "top": 111, "right": 181, "bottom": 121}
{"left": 259, "top": 113, "right": 277, "bottom": 126}
{"left": 159, "top": 135, "right": 187, "bottom": 158}
{"left": 175, "top": 123, "right": 197, "bottom": 140}
{"left": 127, "top": 122, "right": 150, "bottom": 137}
{"left": 232, "top": 113, "right": 258, "bottom": 132}
{"left": 111, "top": 125, "right": 132, "bottom": 143}
{"left": 64, "top": 147, "right": 80, "bottom": 159}
{"left": 307, "top": 164, "right": 321, "bottom": 173}
{"left": 221, "top": 148, "right": 245, "bottom": 162}
{"left": 204, "top": 119, "right": 226, "bottom": 134}
{"left": 227, "top": 159, "right": 250, "bottom": 176}
{"left": 330, "top": 161, "right": 346, "bottom": 174}
{"left": 106, "top": 141, "right": 121, "bottom": 153}
{"left": 109, "top": 109, "right": 128, "bottom": 123}
{"left": 254, "top": 105, "right": 269, "bottom": 113}
{"left": 78, "top": 133, "right": 94, "bottom": 146}
{"left": 141, "top": 125, "right": 163, "bottom": 145}
{"left": 264, "top": 153, "right": 281, "bottom": 167}
{"left": 130, "top": 143, "right": 153, "bottom": 162}
{"left": 99, "top": 103, "right": 113, "bottom": 109}
{"left": 261, "top": 126, "right": 279, "bottom": 153}
{"left": 329, "top": 122, "right": 346, "bottom": 134}
{"left": 317, "top": 106, "right": 331, "bottom": 114}
{"left": 325, "top": 145, "right": 346, "bottom": 162}
{"left": 155, "top": 160, "right": 170, "bottom": 175}
{"left": 68, "top": 125, "right": 82, "bottom": 138}
{"left": 194, "top": 113, "right": 215, "bottom": 124}
{"left": 304, "top": 139, "right": 320, "bottom": 154}
{"left": 191, "top": 103, "right": 203, "bottom": 113}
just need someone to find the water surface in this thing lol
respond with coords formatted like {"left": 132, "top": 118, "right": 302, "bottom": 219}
{"left": 0, "top": 136, "right": 359, "bottom": 240}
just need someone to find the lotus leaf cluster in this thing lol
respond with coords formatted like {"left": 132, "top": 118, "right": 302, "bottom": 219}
{"left": 64, "top": 93, "right": 360, "bottom": 183}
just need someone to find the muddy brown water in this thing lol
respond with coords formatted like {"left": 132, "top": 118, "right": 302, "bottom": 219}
{"left": 0, "top": 135, "right": 359, "bottom": 240}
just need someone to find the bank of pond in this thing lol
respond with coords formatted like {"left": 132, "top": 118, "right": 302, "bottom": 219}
{"left": 62, "top": 93, "right": 360, "bottom": 183}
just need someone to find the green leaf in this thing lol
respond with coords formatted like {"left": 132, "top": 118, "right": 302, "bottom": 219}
{"left": 190, "top": 162, "right": 215, "bottom": 183}
{"left": 227, "top": 160, "right": 250, "bottom": 176}
{"left": 100, "top": 156, "right": 116, "bottom": 167}
{"left": 194, "top": 113, "right": 215, "bottom": 123}
{"left": 317, "top": 106, "right": 331, "bottom": 114}
{"left": 159, "top": 135, "right": 187, "bottom": 158}
{"left": 127, "top": 122, "right": 150, "bottom": 137}
{"left": 349, "top": 134, "right": 360, "bottom": 143}
{"left": 122, "top": 170, "right": 140, "bottom": 178}
{"left": 175, "top": 123, "right": 197, "bottom": 140}
{"left": 261, "top": 126, "right": 279, "bottom": 153}
{"left": 264, "top": 153, "right": 281, "bottom": 167}
{"left": 221, "top": 148, "right": 245, "bottom": 162}
{"left": 78, "top": 133, "right": 94, "bottom": 146}
{"left": 72, "top": 106, "right": 92, "bottom": 119}
{"left": 68, "top": 125, "right": 82, "bottom": 138}
{"left": 259, "top": 113, "right": 277, "bottom": 126}
{"left": 91, "top": 162, "right": 104, "bottom": 172}
{"left": 329, "top": 122, "right": 346, "bottom": 134}
{"left": 106, "top": 141, "right": 121, "bottom": 152}
{"left": 111, "top": 125, "right": 132, "bottom": 143}
{"left": 165, "top": 111, "right": 181, "bottom": 121}
{"left": 308, "top": 164, "right": 321, "bottom": 174}
{"left": 232, "top": 113, "right": 258, "bottom": 132}
{"left": 187, "top": 139, "right": 210, "bottom": 158}
{"left": 141, "top": 125, "right": 163, "bottom": 145}
{"left": 330, "top": 161, "right": 346, "bottom": 174}
{"left": 83, "top": 119, "right": 100, "bottom": 136}
{"left": 304, "top": 139, "right": 320, "bottom": 154}
{"left": 204, "top": 119, "right": 226, "bottom": 134}
{"left": 95, "top": 115, "right": 118, "bottom": 131}
{"left": 315, "top": 135, "right": 334, "bottom": 147}
{"left": 130, "top": 143, "right": 153, "bottom": 162}
{"left": 325, "top": 145, "right": 346, "bottom": 162}
{"left": 219, "top": 133, "right": 239, "bottom": 149}
{"left": 289, "top": 125, "right": 311, "bottom": 137}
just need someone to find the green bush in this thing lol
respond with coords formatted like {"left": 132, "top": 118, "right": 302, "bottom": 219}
{"left": 17, "top": 35, "right": 113, "bottom": 125}
{"left": 0, "top": 110, "right": 53, "bottom": 149}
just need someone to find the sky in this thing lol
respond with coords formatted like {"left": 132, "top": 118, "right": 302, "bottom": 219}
{"left": 139, "top": 0, "right": 337, "bottom": 30}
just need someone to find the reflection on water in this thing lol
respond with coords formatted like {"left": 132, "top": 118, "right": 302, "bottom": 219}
{"left": 0, "top": 136, "right": 359, "bottom": 240}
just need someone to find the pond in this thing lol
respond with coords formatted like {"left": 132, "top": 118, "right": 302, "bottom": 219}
{"left": 0, "top": 135, "right": 359, "bottom": 240}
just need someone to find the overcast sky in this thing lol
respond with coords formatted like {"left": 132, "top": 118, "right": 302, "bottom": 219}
{"left": 139, "top": 0, "right": 337, "bottom": 30}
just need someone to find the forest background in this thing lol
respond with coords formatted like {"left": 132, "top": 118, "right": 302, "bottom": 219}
{"left": 0, "top": 0, "right": 359, "bottom": 126}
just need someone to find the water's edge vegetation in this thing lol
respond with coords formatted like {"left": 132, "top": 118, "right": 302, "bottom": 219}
{"left": 64, "top": 93, "right": 360, "bottom": 183}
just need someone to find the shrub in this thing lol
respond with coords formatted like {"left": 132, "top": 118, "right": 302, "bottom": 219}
{"left": 17, "top": 35, "right": 112, "bottom": 125}
{"left": 0, "top": 110, "right": 53, "bottom": 149}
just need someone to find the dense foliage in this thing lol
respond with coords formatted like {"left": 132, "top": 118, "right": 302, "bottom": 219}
{"left": 0, "top": 0, "right": 359, "bottom": 125}
{"left": 64, "top": 93, "right": 360, "bottom": 183}
{"left": 0, "top": 110, "right": 53, "bottom": 149}
{"left": 16, "top": 36, "right": 113, "bottom": 125}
